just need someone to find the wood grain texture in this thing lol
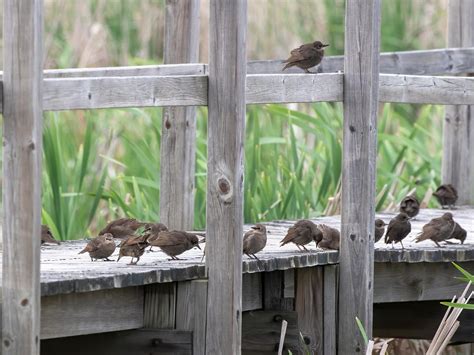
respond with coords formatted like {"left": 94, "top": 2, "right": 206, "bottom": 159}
{"left": 143, "top": 283, "right": 176, "bottom": 328}
{"left": 242, "top": 273, "right": 262, "bottom": 311}
{"left": 443, "top": 0, "right": 474, "bottom": 204}
{"left": 339, "top": 0, "right": 380, "bottom": 353}
{"left": 205, "top": 0, "right": 247, "bottom": 353}
{"left": 41, "top": 287, "right": 143, "bottom": 339}
{"left": 160, "top": 0, "right": 200, "bottom": 230}
{"left": 295, "top": 267, "right": 324, "bottom": 354}
{"left": 2, "top": 0, "right": 43, "bottom": 354}
{"left": 176, "top": 280, "right": 207, "bottom": 355}
{"left": 323, "top": 265, "right": 338, "bottom": 355}
{"left": 263, "top": 271, "right": 295, "bottom": 311}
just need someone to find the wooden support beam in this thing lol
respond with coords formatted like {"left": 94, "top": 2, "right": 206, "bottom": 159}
{"left": 160, "top": 0, "right": 200, "bottom": 230}
{"left": 443, "top": 0, "right": 474, "bottom": 204}
{"left": 295, "top": 267, "right": 324, "bottom": 354}
{"left": 339, "top": 0, "right": 380, "bottom": 353}
{"left": 205, "top": 0, "right": 247, "bottom": 353}
{"left": 2, "top": 0, "right": 43, "bottom": 354}
{"left": 263, "top": 271, "right": 295, "bottom": 311}
{"left": 323, "top": 265, "right": 338, "bottom": 355}
{"left": 143, "top": 283, "right": 176, "bottom": 329}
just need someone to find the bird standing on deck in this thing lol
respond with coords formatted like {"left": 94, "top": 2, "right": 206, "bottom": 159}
{"left": 399, "top": 195, "right": 420, "bottom": 218}
{"left": 433, "top": 184, "right": 458, "bottom": 209}
{"left": 79, "top": 233, "right": 116, "bottom": 261}
{"left": 317, "top": 224, "right": 340, "bottom": 250}
{"left": 415, "top": 212, "right": 456, "bottom": 247}
{"left": 280, "top": 220, "right": 322, "bottom": 251}
{"left": 149, "top": 230, "right": 201, "bottom": 260}
{"left": 446, "top": 222, "right": 467, "bottom": 245}
{"left": 41, "top": 225, "right": 60, "bottom": 245}
{"left": 374, "top": 219, "right": 387, "bottom": 243}
{"left": 385, "top": 213, "right": 411, "bottom": 249}
{"left": 144, "top": 223, "right": 169, "bottom": 251}
{"left": 243, "top": 224, "right": 267, "bottom": 260}
{"left": 282, "top": 41, "right": 329, "bottom": 73}
{"left": 99, "top": 217, "right": 146, "bottom": 239}
{"left": 117, "top": 234, "right": 149, "bottom": 265}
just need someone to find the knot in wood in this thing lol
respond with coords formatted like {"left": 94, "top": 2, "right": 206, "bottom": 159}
{"left": 217, "top": 176, "right": 233, "bottom": 203}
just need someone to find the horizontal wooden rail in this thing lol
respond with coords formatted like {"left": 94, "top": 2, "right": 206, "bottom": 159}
{"left": 2, "top": 73, "right": 474, "bottom": 111}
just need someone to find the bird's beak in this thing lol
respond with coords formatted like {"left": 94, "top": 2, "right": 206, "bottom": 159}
{"left": 323, "top": 44, "right": 330, "bottom": 47}
{"left": 251, "top": 226, "right": 258, "bottom": 230}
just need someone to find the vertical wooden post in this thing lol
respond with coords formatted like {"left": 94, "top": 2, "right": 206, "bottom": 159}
{"left": 339, "top": 0, "right": 380, "bottom": 353}
{"left": 160, "top": 0, "right": 200, "bottom": 230}
{"left": 323, "top": 265, "right": 338, "bottom": 355}
{"left": 443, "top": 0, "right": 474, "bottom": 204}
{"left": 2, "top": 0, "right": 43, "bottom": 354}
{"left": 205, "top": 0, "right": 247, "bottom": 353}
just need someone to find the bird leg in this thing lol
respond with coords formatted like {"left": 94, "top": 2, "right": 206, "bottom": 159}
{"left": 104, "top": 258, "right": 114, "bottom": 261}
{"left": 301, "top": 245, "right": 309, "bottom": 252}
{"left": 128, "top": 257, "right": 137, "bottom": 265}
{"left": 296, "top": 245, "right": 303, "bottom": 252}
{"left": 148, "top": 246, "right": 155, "bottom": 252}
{"left": 434, "top": 241, "right": 444, "bottom": 248}
{"left": 400, "top": 241, "right": 405, "bottom": 249}
{"left": 304, "top": 68, "right": 310, "bottom": 73}
{"left": 252, "top": 254, "right": 260, "bottom": 261}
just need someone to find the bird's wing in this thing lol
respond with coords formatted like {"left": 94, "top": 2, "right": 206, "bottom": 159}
{"left": 152, "top": 232, "right": 185, "bottom": 247}
{"left": 280, "top": 226, "right": 299, "bottom": 244}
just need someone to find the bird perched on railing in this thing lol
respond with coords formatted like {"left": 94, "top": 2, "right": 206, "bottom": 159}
{"left": 445, "top": 222, "right": 467, "bottom": 245}
{"left": 243, "top": 224, "right": 267, "bottom": 260}
{"left": 148, "top": 230, "right": 201, "bottom": 260}
{"left": 399, "top": 195, "right": 420, "bottom": 218}
{"left": 144, "top": 223, "right": 168, "bottom": 251}
{"left": 280, "top": 220, "right": 322, "bottom": 251}
{"left": 317, "top": 224, "right": 340, "bottom": 250}
{"left": 79, "top": 233, "right": 116, "bottom": 261}
{"left": 282, "top": 41, "right": 329, "bottom": 73}
{"left": 374, "top": 219, "right": 387, "bottom": 243}
{"left": 117, "top": 234, "right": 149, "bottom": 265}
{"left": 99, "top": 217, "right": 146, "bottom": 239}
{"left": 415, "top": 212, "right": 456, "bottom": 247}
{"left": 41, "top": 225, "right": 60, "bottom": 245}
{"left": 385, "top": 213, "right": 411, "bottom": 249}
{"left": 433, "top": 184, "right": 458, "bottom": 209}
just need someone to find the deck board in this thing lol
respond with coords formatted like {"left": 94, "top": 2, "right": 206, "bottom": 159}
{"left": 0, "top": 207, "right": 472, "bottom": 297}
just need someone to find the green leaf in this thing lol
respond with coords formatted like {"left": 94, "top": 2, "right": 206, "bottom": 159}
{"left": 452, "top": 262, "right": 474, "bottom": 282}
{"left": 355, "top": 317, "right": 369, "bottom": 345}
{"left": 441, "top": 302, "right": 474, "bottom": 310}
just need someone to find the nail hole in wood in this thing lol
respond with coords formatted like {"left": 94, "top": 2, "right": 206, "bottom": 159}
{"left": 21, "top": 298, "right": 29, "bottom": 306}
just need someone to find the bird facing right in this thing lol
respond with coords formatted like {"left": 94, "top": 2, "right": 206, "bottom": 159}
{"left": 282, "top": 41, "right": 329, "bottom": 73}
{"left": 280, "top": 219, "right": 322, "bottom": 252}
{"left": 415, "top": 212, "right": 456, "bottom": 247}
{"left": 399, "top": 195, "right": 420, "bottom": 218}
{"left": 446, "top": 222, "right": 467, "bottom": 245}
{"left": 99, "top": 217, "right": 146, "bottom": 239}
{"left": 117, "top": 234, "right": 149, "bottom": 265}
{"left": 385, "top": 213, "right": 411, "bottom": 249}
{"left": 149, "top": 230, "right": 201, "bottom": 260}
{"left": 243, "top": 224, "right": 267, "bottom": 260}
{"left": 433, "top": 184, "right": 458, "bottom": 209}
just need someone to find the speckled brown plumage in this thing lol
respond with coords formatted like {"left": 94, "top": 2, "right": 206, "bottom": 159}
{"left": 243, "top": 224, "right": 267, "bottom": 260}
{"left": 385, "top": 213, "right": 411, "bottom": 249}
{"left": 282, "top": 41, "right": 329, "bottom": 73}
{"left": 446, "top": 222, "right": 467, "bottom": 245}
{"left": 117, "top": 234, "right": 149, "bottom": 265}
{"left": 280, "top": 220, "right": 322, "bottom": 251}
{"left": 149, "top": 230, "right": 201, "bottom": 260}
{"left": 99, "top": 218, "right": 145, "bottom": 239}
{"left": 145, "top": 223, "right": 169, "bottom": 251}
{"left": 433, "top": 184, "right": 458, "bottom": 209}
{"left": 317, "top": 224, "right": 340, "bottom": 250}
{"left": 79, "top": 233, "right": 116, "bottom": 261}
{"left": 399, "top": 195, "right": 420, "bottom": 218}
{"left": 416, "top": 212, "right": 456, "bottom": 247}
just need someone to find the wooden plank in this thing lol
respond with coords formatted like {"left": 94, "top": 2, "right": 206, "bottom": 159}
{"left": 283, "top": 269, "right": 295, "bottom": 298}
{"left": 205, "top": 0, "right": 247, "bottom": 353}
{"left": 374, "top": 261, "right": 473, "bottom": 303}
{"left": 41, "top": 329, "right": 192, "bottom": 355}
{"left": 2, "top": 0, "right": 43, "bottom": 354}
{"left": 242, "top": 311, "right": 300, "bottom": 355}
{"left": 176, "top": 280, "right": 207, "bottom": 355}
{"left": 41, "top": 287, "right": 143, "bottom": 339}
{"left": 374, "top": 301, "right": 474, "bottom": 342}
{"left": 295, "top": 267, "right": 324, "bottom": 354}
{"left": 339, "top": 0, "right": 380, "bottom": 353}
{"left": 263, "top": 271, "right": 295, "bottom": 311}
{"left": 143, "top": 283, "right": 176, "bottom": 329}
{"left": 160, "top": 0, "right": 200, "bottom": 230}
{"left": 247, "top": 48, "right": 474, "bottom": 75}
{"left": 242, "top": 273, "right": 262, "bottom": 312}
{"left": 443, "top": 0, "right": 474, "bottom": 205}
{"left": 323, "top": 265, "right": 338, "bottom": 355}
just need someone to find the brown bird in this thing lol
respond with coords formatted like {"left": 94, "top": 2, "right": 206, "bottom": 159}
{"left": 445, "top": 222, "right": 467, "bottom": 245}
{"left": 41, "top": 225, "right": 60, "bottom": 245}
{"left": 117, "top": 234, "right": 149, "bottom": 265}
{"left": 99, "top": 217, "right": 145, "bottom": 239}
{"left": 433, "top": 184, "right": 458, "bottom": 209}
{"left": 144, "top": 223, "right": 169, "bottom": 251}
{"left": 399, "top": 195, "right": 420, "bottom": 218}
{"left": 415, "top": 212, "right": 456, "bottom": 247}
{"left": 317, "top": 224, "right": 340, "bottom": 250}
{"left": 385, "top": 213, "right": 411, "bottom": 249}
{"left": 374, "top": 219, "right": 387, "bottom": 243}
{"left": 79, "top": 233, "right": 116, "bottom": 261}
{"left": 280, "top": 220, "right": 322, "bottom": 251}
{"left": 282, "top": 41, "right": 329, "bottom": 73}
{"left": 243, "top": 224, "right": 267, "bottom": 260}
{"left": 149, "top": 230, "right": 201, "bottom": 260}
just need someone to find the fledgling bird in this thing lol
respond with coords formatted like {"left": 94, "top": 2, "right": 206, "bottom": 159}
{"left": 144, "top": 223, "right": 169, "bottom": 251}
{"left": 374, "top": 219, "right": 387, "bottom": 243}
{"left": 282, "top": 41, "right": 329, "bottom": 73}
{"left": 149, "top": 230, "right": 201, "bottom": 260}
{"left": 117, "top": 234, "right": 149, "bottom": 265}
{"left": 385, "top": 213, "right": 411, "bottom": 249}
{"left": 79, "top": 233, "right": 116, "bottom": 261}
{"left": 445, "top": 222, "right": 467, "bottom": 245}
{"left": 317, "top": 224, "right": 340, "bottom": 250}
{"left": 433, "top": 184, "right": 458, "bottom": 209}
{"left": 415, "top": 212, "right": 456, "bottom": 247}
{"left": 99, "top": 217, "right": 145, "bottom": 239}
{"left": 399, "top": 195, "right": 420, "bottom": 218}
{"left": 41, "top": 224, "right": 60, "bottom": 245}
{"left": 243, "top": 224, "right": 267, "bottom": 260}
{"left": 280, "top": 220, "right": 322, "bottom": 252}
